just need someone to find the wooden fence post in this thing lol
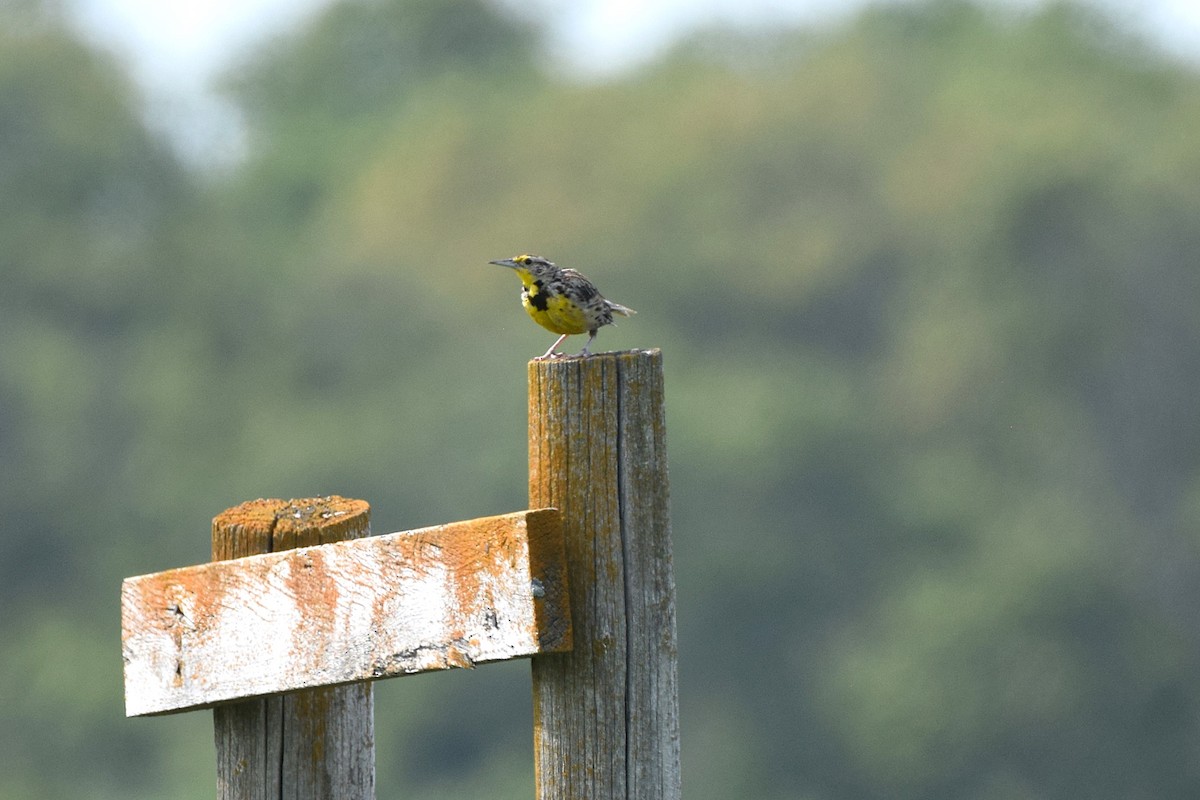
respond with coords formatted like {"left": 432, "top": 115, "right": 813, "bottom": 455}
{"left": 528, "top": 349, "right": 682, "bottom": 800}
{"left": 210, "top": 496, "right": 375, "bottom": 800}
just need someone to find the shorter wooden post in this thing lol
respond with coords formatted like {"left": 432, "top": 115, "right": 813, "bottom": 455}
{"left": 211, "top": 496, "right": 375, "bottom": 800}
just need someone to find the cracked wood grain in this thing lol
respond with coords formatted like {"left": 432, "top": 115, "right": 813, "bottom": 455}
{"left": 528, "top": 349, "right": 681, "bottom": 800}
{"left": 121, "top": 506, "right": 570, "bottom": 716}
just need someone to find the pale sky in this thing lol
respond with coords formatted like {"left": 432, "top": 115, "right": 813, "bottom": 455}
{"left": 63, "top": 0, "right": 1200, "bottom": 164}
{"left": 68, "top": 0, "right": 1200, "bottom": 85}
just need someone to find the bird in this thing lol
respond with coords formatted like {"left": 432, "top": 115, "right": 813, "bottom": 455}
{"left": 489, "top": 254, "right": 635, "bottom": 359}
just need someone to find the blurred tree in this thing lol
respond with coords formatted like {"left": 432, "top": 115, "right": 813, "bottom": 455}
{"left": 229, "top": 0, "right": 538, "bottom": 135}
{"left": 281, "top": 4, "right": 1200, "bottom": 795}
{"left": 0, "top": 8, "right": 218, "bottom": 799}
{"left": 0, "top": 11, "right": 188, "bottom": 602}
{"left": 5, "top": 0, "right": 1200, "bottom": 798}
{"left": 217, "top": 0, "right": 541, "bottom": 238}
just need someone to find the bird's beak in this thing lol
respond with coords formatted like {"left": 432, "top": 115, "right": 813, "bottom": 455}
{"left": 489, "top": 258, "right": 518, "bottom": 268}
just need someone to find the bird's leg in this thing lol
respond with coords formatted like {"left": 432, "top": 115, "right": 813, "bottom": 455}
{"left": 536, "top": 333, "right": 571, "bottom": 360}
{"left": 577, "top": 331, "right": 598, "bottom": 357}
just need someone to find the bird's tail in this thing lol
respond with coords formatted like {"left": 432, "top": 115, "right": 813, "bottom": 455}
{"left": 607, "top": 300, "right": 636, "bottom": 317}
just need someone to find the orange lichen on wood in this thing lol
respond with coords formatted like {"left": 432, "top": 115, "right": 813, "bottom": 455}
{"left": 210, "top": 495, "right": 373, "bottom": 800}
{"left": 211, "top": 495, "right": 371, "bottom": 558}
{"left": 122, "top": 508, "right": 571, "bottom": 716}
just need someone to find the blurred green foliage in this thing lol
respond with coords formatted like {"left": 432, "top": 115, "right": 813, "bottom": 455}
{"left": 3, "top": 0, "right": 1200, "bottom": 797}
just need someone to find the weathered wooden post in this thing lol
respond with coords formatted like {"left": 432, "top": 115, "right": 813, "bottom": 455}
{"left": 120, "top": 348, "right": 679, "bottom": 798}
{"left": 210, "top": 496, "right": 375, "bottom": 800}
{"left": 528, "top": 348, "right": 681, "bottom": 800}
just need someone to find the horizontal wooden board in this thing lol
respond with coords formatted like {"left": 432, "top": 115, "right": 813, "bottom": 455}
{"left": 122, "top": 509, "right": 571, "bottom": 716}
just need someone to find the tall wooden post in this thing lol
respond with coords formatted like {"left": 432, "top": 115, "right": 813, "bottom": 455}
{"left": 211, "top": 496, "right": 375, "bottom": 800}
{"left": 528, "top": 349, "right": 681, "bottom": 800}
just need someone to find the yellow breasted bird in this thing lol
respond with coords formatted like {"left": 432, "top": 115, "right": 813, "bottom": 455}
{"left": 489, "top": 254, "right": 635, "bottom": 359}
